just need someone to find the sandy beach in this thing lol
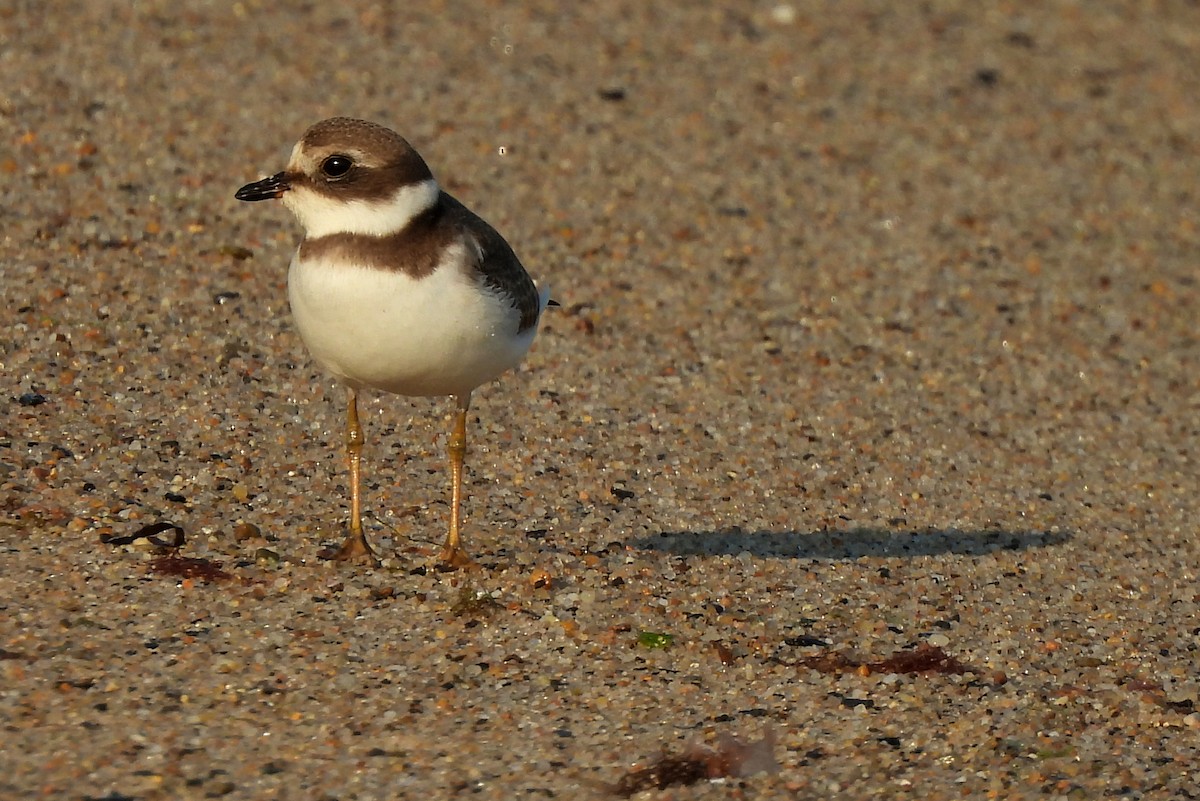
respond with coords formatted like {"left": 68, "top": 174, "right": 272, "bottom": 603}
{"left": 2, "top": 2, "right": 1199, "bottom": 798}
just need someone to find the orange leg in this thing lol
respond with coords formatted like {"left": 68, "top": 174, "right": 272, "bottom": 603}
{"left": 438, "top": 393, "right": 476, "bottom": 569}
{"left": 331, "top": 388, "right": 380, "bottom": 565}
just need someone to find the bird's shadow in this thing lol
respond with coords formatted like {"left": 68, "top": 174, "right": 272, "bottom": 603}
{"left": 632, "top": 526, "right": 1071, "bottom": 560}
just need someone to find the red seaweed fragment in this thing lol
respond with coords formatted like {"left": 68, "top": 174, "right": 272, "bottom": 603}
{"left": 873, "top": 644, "right": 969, "bottom": 675}
{"left": 100, "top": 521, "right": 230, "bottom": 583}
{"left": 610, "top": 729, "right": 779, "bottom": 797}
{"left": 797, "top": 643, "right": 999, "bottom": 679}
{"left": 797, "top": 650, "right": 857, "bottom": 674}
{"left": 148, "top": 554, "right": 231, "bottom": 583}
{"left": 610, "top": 751, "right": 707, "bottom": 796}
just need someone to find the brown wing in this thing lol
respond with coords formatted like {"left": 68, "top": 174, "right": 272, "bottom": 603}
{"left": 441, "top": 193, "right": 542, "bottom": 333}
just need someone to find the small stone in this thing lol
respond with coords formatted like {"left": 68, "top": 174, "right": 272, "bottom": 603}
{"left": 254, "top": 547, "right": 280, "bottom": 564}
{"left": 233, "top": 522, "right": 261, "bottom": 541}
{"left": 770, "top": 4, "right": 797, "bottom": 25}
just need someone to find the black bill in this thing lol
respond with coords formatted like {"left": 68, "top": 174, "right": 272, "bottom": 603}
{"left": 235, "top": 171, "right": 291, "bottom": 201}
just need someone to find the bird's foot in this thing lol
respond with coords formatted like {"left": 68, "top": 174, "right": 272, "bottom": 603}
{"left": 320, "top": 533, "right": 382, "bottom": 567}
{"left": 435, "top": 544, "right": 478, "bottom": 572}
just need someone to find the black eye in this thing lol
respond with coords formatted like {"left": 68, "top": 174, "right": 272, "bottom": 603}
{"left": 321, "top": 155, "right": 353, "bottom": 178}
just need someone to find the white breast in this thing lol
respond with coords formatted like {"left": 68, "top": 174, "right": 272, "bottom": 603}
{"left": 286, "top": 244, "right": 541, "bottom": 397}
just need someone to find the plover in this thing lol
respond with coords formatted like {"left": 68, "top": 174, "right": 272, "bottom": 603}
{"left": 235, "top": 117, "right": 551, "bottom": 568}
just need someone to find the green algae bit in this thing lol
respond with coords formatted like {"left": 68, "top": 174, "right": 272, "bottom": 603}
{"left": 637, "top": 631, "right": 674, "bottom": 649}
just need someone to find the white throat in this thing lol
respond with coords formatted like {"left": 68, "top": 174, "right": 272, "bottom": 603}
{"left": 284, "top": 178, "right": 440, "bottom": 238}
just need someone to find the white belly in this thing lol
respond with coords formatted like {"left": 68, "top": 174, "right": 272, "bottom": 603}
{"left": 286, "top": 247, "right": 540, "bottom": 397}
